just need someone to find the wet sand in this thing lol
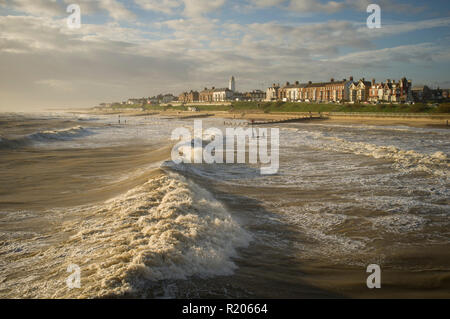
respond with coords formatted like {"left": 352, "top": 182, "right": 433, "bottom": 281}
{"left": 77, "top": 108, "right": 450, "bottom": 129}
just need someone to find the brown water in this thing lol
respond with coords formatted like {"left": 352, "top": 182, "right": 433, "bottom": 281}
{"left": 0, "top": 112, "right": 449, "bottom": 298}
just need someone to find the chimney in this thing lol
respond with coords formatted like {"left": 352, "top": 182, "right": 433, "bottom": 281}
{"left": 350, "top": 76, "right": 354, "bottom": 81}
{"left": 286, "top": 81, "right": 290, "bottom": 86}
{"left": 212, "top": 86, "right": 215, "bottom": 90}
{"left": 295, "top": 81, "right": 299, "bottom": 85}
{"left": 372, "top": 78, "right": 375, "bottom": 86}
{"left": 330, "top": 78, "right": 334, "bottom": 82}
{"left": 308, "top": 81, "right": 312, "bottom": 84}
{"left": 204, "top": 87, "right": 207, "bottom": 91}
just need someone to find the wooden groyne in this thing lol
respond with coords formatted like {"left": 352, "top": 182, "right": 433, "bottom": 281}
{"left": 176, "top": 113, "right": 214, "bottom": 120}
{"left": 223, "top": 121, "right": 249, "bottom": 126}
{"left": 249, "top": 115, "right": 325, "bottom": 125}
{"left": 223, "top": 115, "right": 325, "bottom": 126}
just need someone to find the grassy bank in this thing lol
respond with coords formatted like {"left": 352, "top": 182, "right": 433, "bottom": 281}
{"left": 111, "top": 101, "right": 450, "bottom": 114}
{"left": 229, "top": 101, "right": 450, "bottom": 114}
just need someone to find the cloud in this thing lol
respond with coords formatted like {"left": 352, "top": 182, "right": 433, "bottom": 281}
{"left": 183, "top": 0, "right": 226, "bottom": 17}
{"left": 134, "top": 0, "right": 226, "bottom": 17}
{"left": 249, "top": 0, "right": 286, "bottom": 8}
{"left": 328, "top": 43, "right": 448, "bottom": 69}
{"left": 256, "top": 0, "right": 426, "bottom": 14}
{"left": 289, "top": 0, "right": 345, "bottom": 13}
{"left": 358, "top": 17, "right": 450, "bottom": 37}
{"left": 134, "top": 0, "right": 181, "bottom": 15}
{"left": 348, "top": 0, "right": 426, "bottom": 14}
{"left": 2, "top": 0, "right": 64, "bottom": 16}
{"left": 36, "top": 79, "right": 74, "bottom": 91}
{"left": 0, "top": 0, "right": 447, "bottom": 110}
{"left": 0, "top": 0, "right": 135, "bottom": 20}
{"left": 97, "top": 0, "right": 135, "bottom": 21}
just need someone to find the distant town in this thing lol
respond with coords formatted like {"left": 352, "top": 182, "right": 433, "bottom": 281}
{"left": 98, "top": 76, "right": 449, "bottom": 108}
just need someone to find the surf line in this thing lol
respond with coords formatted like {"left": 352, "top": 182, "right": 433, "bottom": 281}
{"left": 182, "top": 303, "right": 216, "bottom": 317}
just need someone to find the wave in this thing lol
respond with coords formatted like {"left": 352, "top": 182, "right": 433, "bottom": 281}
{"left": 0, "top": 126, "right": 91, "bottom": 149}
{"left": 291, "top": 129, "right": 449, "bottom": 177}
{"left": 1, "top": 170, "right": 251, "bottom": 298}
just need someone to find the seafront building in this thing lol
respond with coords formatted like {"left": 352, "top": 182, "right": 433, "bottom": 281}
{"left": 178, "top": 90, "right": 199, "bottom": 103}
{"left": 274, "top": 77, "right": 354, "bottom": 103}
{"left": 266, "top": 84, "right": 280, "bottom": 101}
{"left": 99, "top": 75, "right": 449, "bottom": 108}
{"left": 349, "top": 78, "right": 372, "bottom": 103}
{"left": 368, "top": 78, "right": 413, "bottom": 103}
{"left": 264, "top": 76, "right": 414, "bottom": 103}
{"left": 212, "top": 88, "right": 234, "bottom": 102}
{"left": 174, "top": 75, "right": 416, "bottom": 104}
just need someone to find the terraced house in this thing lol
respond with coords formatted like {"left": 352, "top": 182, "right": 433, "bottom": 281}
{"left": 178, "top": 90, "right": 199, "bottom": 103}
{"left": 199, "top": 87, "right": 215, "bottom": 102}
{"left": 271, "top": 77, "right": 354, "bottom": 103}
{"left": 368, "top": 78, "right": 413, "bottom": 103}
{"left": 349, "top": 78, "right": 372, "bottom": 103}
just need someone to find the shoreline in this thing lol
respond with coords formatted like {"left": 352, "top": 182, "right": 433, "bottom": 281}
{"left": 75, "top": 108, "right": 450, "bottom": 129}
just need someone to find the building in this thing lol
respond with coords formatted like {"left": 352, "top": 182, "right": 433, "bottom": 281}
{"left": 266, "top": 83, "right": 280, "bottom": 101}
{"left": 275, "top": 78, "right": 353, "bottom": 103}
{"left": 178, "top": 90, "right": 199, "bottom": 103}
{"left": 369, "top": 78, "right": 413, "bottom": 103}
{"left": 212, "top": 88, "right": 234, "bottom": 102}
{"left": 199, "top": 87, "right": 215, "bottom": 102}
{"left": 382, "top": 80, "right": 399, "bottom": 102}
{"left": 349, "top": 78, "right": 371, "bottom": 102}
{"left": 322, "top": 78, "right": 353, "bottom": 102}
{"left": 412, "top": 86, "right": 431, "bottom": 101}
{"left": 281, "top": 81, "right": 308, "bottom": 101}
{"left": 229, "top": 76, "right": 236, "bottom": 92}
{"left": 369, "top": 79, "right": 384, "bottom": 102}
{"left": 127, "top": 98, "right": 148, "bottom": 105}
{"left": 242, "top": 90, "right": 266, "bottom": 101}
{"left": 300, "top": 81, "right": 320, "bottom": 102}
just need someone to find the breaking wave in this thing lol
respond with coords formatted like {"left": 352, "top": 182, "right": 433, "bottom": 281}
{"left": 0, "top": 126, "right": 91, "bottom": 149}
{"left": 1, "top": 170, "right": 251, "bottom": 298}
{"left": 291, "top": 129, "right": 449, "bottom": 177}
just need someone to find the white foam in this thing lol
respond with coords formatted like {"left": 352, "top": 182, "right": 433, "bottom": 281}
{"left": 370, "top": 214, "right": 426, "bottom": 233}
{"left": 0, "top": 172, "right": 251, "bottom": 298}
{"left": 276, "top": 205, "right": 368, "bottom": 260}
{"left": 289, "top": 129, "right": 449, "bottom": 177}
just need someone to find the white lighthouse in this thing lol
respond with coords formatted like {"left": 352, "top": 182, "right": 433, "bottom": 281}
{"left": 229, "top": 76, "right": 236, "bottom": 92}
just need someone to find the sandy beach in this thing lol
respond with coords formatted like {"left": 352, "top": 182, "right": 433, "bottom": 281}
{"left": 76, "top": 107, "right": 450, "bottom": 129}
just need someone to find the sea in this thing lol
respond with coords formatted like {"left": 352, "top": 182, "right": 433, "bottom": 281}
{"left": 0, "top": 111, "right": 449, "bottom": 298}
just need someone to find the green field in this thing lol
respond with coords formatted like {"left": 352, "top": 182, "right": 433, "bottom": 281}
{"left": 111, "top": 101, "right": 450, "bottom": 114}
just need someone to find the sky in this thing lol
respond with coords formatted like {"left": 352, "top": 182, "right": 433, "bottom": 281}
{"left": 0, "top": 0, "right": 449, "bottom": 111}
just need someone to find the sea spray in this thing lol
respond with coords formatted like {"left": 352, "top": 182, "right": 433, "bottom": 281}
{"left": 0, "top": 171, "right": 251, "bottom": 298}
